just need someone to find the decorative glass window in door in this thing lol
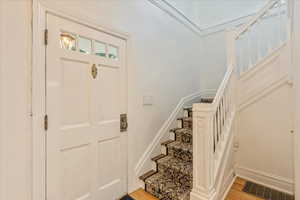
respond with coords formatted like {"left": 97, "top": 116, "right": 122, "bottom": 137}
{"left": 60, "top": 31, "right": 120, "bottom": 61}
{"left": 78, "top": 36, "right": 92, "bottom": 54}
{"left": 108, "top": 45, "right": 119, "bottom": 60}
{"left": 60, "top": 32, "right": 76, "bottom": 51}
{"left": 94, "top": 41, "right": 107, "bottom": 57}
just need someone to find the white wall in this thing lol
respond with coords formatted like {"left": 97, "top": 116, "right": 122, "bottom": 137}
{"left": 0, "top": 1, "right": 32, "bottom": 200}
{"left": 0, "top": 0, "right": 231, "bottom": 198}
{"left": 236, "top": 83, "right": 294, "bottom": 193}
{"left": 292, "top": 0, "right": 300, "bottom": 198}
{"left": 0, "top": 1, "right": 4, "bottom": 198}
{"left": 200, "top": 31, "right": 228, "bottom": 90}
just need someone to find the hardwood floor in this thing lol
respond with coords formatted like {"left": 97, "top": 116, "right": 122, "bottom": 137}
{"left": 129, "top": 178, "right": 263, "bottom": 200}
{"left": 130, "top": 188, "right": 159, "bottom": 200}
{"left": 226, "top": 177, "right": 264, "bottom": 200}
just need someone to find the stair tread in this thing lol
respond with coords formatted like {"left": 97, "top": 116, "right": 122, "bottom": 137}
{"left": 170, "top": 127, "right": 182, "bottom": 132}
{"left": 183, "top": 106, "right": 192, "bottom": 111}
{"left": 200, "top": 98, "right": 214, "bottom": 103}
{"left": 145, "top": 172, "right": 191, "bottom": 200}
{"left": 168, "top": 141, "right": 192, "bottom": 153}
{"left": 161, "top": 140, "right": 175, "bottom": 146}
{"left": 157, "top": 156, "right": 192, "bottom": 176}
{"left": 174, "top": 128, "right": 192, "bottom": 135}
{"left": 178, "top": 117, "right": 192, "bottom": 121}
{"left": 151, "top": 154, "right": 167, "bottom": 162}
{"left": 139, "top": 170, "right": 157, "bottom": 181}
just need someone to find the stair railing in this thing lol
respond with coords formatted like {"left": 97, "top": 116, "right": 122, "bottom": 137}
{"left": 235, "top": 0, "right": 290, "bottom": 75}
{"left": 191, "top": 1, "right": 291, "bottom": 200}
{"left": 191, "top": 29, "right": 237, "bottom": 199}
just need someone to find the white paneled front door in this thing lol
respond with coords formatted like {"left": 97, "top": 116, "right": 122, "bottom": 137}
{"left": 46, "top": 14, "right": 127, "bottom": 200}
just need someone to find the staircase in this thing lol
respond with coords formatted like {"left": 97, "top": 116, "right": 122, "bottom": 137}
{"left": 139, "top": 99, "right": 213, "bottom": 200}
{"left": 138, "top": 0, "right": 291, "bottom": 200}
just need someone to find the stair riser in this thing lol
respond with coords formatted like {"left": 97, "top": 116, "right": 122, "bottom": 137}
{"left": 175, "top": 132, "right": 192, "bottom": 144}
{"left": 141, "top": 106, "right": 198, "bottom": 200}
{"left": 183, "top": 109, "right": 192, "bottom": 118}
{"left": 168, "top": 147, "right": 192, "bottom": 162}
{"left": 157, "top": 164, "right": 192, "bottom": 186}
{"left": 161, "top": 145, "right": 167, "bottom": 155}
{"left": 182, "top": 120, "right": 192, "bottom": 129}
{"left": 177, "top": 120, "right": 183, "bottom": 129}
{"left": 183, "top": 110, "right": 189, "bottom": 118}
{"left": 146, "top": 182, "right": 191, "bottom": 200}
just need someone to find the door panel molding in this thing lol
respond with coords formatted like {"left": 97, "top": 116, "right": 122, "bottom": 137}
{"left": 32, "top": 2, "right": 131, "bottom": 200}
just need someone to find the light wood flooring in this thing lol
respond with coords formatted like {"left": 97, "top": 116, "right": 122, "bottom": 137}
{"left": 226, "top": 177, "right": 264, "bottom": 200}
{"left": 129, "top": 178, "right": 264, "bottom": 200}
{"left": 130, "top": 188, "right": 159, "bottom": 200}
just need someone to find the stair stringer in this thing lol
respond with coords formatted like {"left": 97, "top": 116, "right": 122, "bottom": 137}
{"left": 237, "top": 40, "right": 292, "bottom": 111}
{"left": 214, "top": 114, "right": 237, "bottom": 200}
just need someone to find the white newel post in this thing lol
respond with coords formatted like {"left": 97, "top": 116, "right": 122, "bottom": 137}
{"left": 190, "top": 104, "right": 216, "bottom": 200}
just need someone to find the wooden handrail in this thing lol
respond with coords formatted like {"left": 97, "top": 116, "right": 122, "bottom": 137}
{"left": 235, "top": 0, "right": 280, "bottom": 39}
{"left": 212, "top": 66, "right": 234, "bottom": 108}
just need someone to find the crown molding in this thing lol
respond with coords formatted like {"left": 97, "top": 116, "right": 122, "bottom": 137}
{"left": 147, "top": 0, "right": 258, "bottom": 37}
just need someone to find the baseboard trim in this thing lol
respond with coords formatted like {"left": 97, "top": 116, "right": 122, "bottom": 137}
{"left": 220, "top": 170, "right": 236, "bottom": 200}
{"left": 134, "top": 89, "right": 216, "bottom": 186}
{"left": 235, "top": 166, "right": 294, "bottom": 195}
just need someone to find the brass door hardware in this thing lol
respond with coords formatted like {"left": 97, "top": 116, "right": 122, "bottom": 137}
{"left": 44, "top": 115, "right": 48, "bottom": 131}
{"left": 120, "top": 114, "right": 128, "bottom": 132}
{"left": 91, "top": 64, "right": 98, "bottom": 79}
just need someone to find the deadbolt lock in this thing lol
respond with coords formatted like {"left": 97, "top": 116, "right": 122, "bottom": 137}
{"left": 91, "top": 64, "right": 98, "bottom": 79}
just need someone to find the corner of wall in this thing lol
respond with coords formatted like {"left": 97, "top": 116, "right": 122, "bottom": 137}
{"left": 235, "top": 166, "right": 294, "bottom": 195}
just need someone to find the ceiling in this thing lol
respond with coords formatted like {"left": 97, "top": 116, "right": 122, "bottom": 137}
{"left": 166, "top": 0, "right": 268, "bottom": 29}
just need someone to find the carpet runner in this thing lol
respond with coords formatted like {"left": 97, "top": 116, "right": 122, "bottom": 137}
{"left": 139, "top": 98, "right": 213, "bottom": 200}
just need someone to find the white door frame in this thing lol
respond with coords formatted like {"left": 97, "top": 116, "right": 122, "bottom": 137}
{"left": 32, "top": 1, "right": 131, "bottom": 200}
{"left": 292, "top": 1, "right": 300, "bottom": 199}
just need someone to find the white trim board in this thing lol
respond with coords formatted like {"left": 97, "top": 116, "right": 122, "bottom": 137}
{"left": 239, "top": 43, "right": 287, "bottom": 81}
{"left": 215, "top": 116, "right": 236, "bottom": 200}
{"left": 133, "top": 89, "right": 216, "bottom": 190}
{"left": 235, "top": 166, "right": 295, "bottom": 195}
{"left": 220, "top": 171, "right": 237, "bottom": 200}
{"left": 237, "top": 42, "right": 292, "bottom": 111}
{"left": 238, "top": 76, "right": 290, "bottom": 111}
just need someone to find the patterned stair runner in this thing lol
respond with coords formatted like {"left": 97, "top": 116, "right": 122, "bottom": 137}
{"left": 139, "top": 98, "right": 213, "bottom": 200}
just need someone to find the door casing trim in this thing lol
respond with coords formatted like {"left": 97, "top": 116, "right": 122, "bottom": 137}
{"left": 32, "top": 2, "right": 131, "bottom": 200}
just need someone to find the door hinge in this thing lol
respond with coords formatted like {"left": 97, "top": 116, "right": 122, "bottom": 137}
{"left": 44, "top": 29, "right": 48, "bottom": 45}
{"left": 44, "top": 115, "right": 48, "bottom": 131}
{"left": 120, "top": 114, "right": 128, "bottom": 132}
